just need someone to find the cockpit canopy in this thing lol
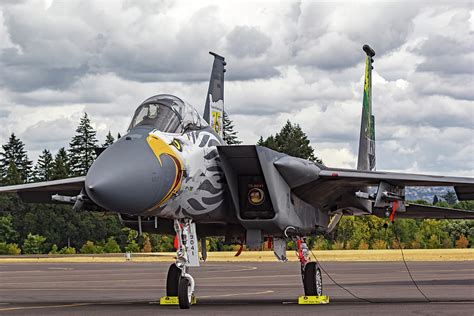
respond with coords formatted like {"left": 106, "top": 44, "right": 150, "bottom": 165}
{"left": 128, "top": 94, "right": 206, "bottom": 133}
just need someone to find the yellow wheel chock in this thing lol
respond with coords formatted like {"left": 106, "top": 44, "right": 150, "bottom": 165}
{"left": 159, "top": 296, "right": 197, "bottom": 305}
{"left": 298, "top": 295, "right": 330, "bottom": 305}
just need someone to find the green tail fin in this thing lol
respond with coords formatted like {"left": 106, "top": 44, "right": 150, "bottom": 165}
{"left": 357, "top": 44, "right": 376, "bottom": 171}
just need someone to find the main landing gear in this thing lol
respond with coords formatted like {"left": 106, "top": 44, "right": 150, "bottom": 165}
{"left": 166, "top": 219, "right": 197, "bottom": 309}
{"left": 297, "top": 238, "right": 323, "bottom": 296}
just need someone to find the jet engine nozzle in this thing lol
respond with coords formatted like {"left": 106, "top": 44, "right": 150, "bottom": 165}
{"left": 85, "top": 128, "right": 183, "bottom": 214}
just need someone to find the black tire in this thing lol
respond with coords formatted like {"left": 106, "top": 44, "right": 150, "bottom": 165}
{"left": 303, "top": 262, "right": 323, "bottom": 296}
{"left": 178, "top": 277, "right": 191, "bottom": 309}
{"left": 166, "top": 263, "right": 180, "bottom": 297}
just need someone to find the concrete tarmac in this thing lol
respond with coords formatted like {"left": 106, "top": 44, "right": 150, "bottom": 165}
{"left": 0, "top": 261, "right": 473, "bottom": 315}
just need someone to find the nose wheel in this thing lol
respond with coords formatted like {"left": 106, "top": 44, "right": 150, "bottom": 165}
{"left": 178, "top": 277, "right": 193, "bottom": 309}
{"left": 165, "top": 218, "right": 197, "bottom": 309}
{"left": 166, "top": 263, "right": 180, "bottom": 297}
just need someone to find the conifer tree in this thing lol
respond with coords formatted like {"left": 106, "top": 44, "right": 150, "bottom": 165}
{"left": 68, "top": 113, "right": 98, "bottom": 176}
{"left": 52, "top": 147, "right": 70, "bottom": 180}
{"left": 0, "top": 133, "right": 32, "bottom": 183}
{"left": 257, "top": 120, "right": 322, "bottom": 163}
{"left": 442, "top": 191, "right": 457, "bottom": 205}
{"left": 4, "top": 161, "right": 22, "bottom": 185}
{"left": 223, "top": 112, "right": 242, "bottom": 145}
{"left": 103, "top": 131, "right": 115, "bottom": 148}
{"left": 257, "top": 135, "right": 278, "bottom": 150}
{"left": 33, "top": 149, "right": 54, "bottom": 182}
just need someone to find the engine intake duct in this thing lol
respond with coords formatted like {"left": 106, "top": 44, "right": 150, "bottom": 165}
{"left": 217, "top": 145, "right": 275, "bottom": 221}
{"left": 273, "top": 156, "right": 321, "bottom": 188}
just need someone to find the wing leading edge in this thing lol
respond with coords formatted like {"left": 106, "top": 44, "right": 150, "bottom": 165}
{"left": 318, "top": 168, "right": 474, "bottom": 194}
{"left": 0, "top": 177, "right": 85, "bottom": 203}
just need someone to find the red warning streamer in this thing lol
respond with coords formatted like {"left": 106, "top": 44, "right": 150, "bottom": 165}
{"left": 389, "top": 200, "right": 398, "bottom": 222}
{"left": 297, "top": 239, "right": 307, "bottom": 265}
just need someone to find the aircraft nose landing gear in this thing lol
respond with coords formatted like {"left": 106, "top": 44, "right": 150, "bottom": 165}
{"left": 164, "top": 218, "right": 199, "bottom": 309}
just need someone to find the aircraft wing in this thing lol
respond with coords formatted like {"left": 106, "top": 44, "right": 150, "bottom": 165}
{"left": 316, "top": 168, "right": 474, "bottom": 200}
{"left": 275, "top": 157, "right": 474, "bottom": 218}
{"left": 0, "top": 177, "right": 85, "bottom": 203}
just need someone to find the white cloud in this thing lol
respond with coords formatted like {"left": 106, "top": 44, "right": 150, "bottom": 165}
{"left": 0, "top": 0, "right": 472, "bottom": 177}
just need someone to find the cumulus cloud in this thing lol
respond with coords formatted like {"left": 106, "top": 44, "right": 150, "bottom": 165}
{"left": 226, "top": 26, "right": 272, "bottom": 58}
{"left": 0, "top": 0, "right": 472, "bottom": 176}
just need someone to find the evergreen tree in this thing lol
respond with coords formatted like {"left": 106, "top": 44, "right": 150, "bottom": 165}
{"left": 0, "top": 133, "right": 32, "bottom": 183}
{"left": 257, "top": 135, "right": 278, "bottom": 150}
{"left": 4, "top": 161, "right": 22, "bottom": 185}
{"left": 51, "top": 148, "right": 70, "bottom": 180}
{"left": 442, "top": 191, "right": 457, "bottom": 205}
{"left": 33, "top": 149, "right": 54, "bottom": 182}
{"left": 258, "top": 120, "right": 322, "bottom": 163}
{"left": 103, "top": 131, "right": 115, "bottom": 148}
{"left": 68, "top": 113, "right": 98, "bottom": 176}
{"left": 223, "top": 112, "right": 242, "bottom": 145}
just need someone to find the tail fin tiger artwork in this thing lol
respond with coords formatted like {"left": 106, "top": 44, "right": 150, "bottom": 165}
{"left": 204, "top": 52, "right": 226, "bottom": 140}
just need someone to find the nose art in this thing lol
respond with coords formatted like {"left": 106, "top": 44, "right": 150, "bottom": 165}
{"left": 85, "top": 134, "right": 181, "bottom": 213}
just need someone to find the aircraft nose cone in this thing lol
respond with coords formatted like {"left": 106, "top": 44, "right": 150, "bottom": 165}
{"left": 85, "top": 129, "right": 181, "bottom": 214}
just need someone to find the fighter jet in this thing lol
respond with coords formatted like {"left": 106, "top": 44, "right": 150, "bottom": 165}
{"left": 1, "top": 46, "right": 473, "bottom": 309}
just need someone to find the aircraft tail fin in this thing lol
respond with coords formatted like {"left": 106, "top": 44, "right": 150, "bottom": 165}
{"left": 204, "top": 52, "right": 226, "bottom": 139}
{"left": 357, "top": 44, "right": 376, "bottom": 171}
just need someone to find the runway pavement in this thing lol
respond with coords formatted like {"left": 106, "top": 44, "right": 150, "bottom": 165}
{"left": 0, "top": 260, "right": 473, "bottom": 315}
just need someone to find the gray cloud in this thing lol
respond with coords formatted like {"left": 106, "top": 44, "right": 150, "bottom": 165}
{"left": 0, "top": 1, "right": 472, "bottom": 175}
{"left": 226, "top": 26, "right": 272, "bottom": 58}
{"left": 20, "top": 118, "right": 75, "bottom": 147}
{"left": 416, "top": 34, "right": 473, "bottom": 76}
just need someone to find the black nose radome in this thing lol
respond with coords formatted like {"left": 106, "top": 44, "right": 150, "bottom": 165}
{"left": 85, "top": 130, "right": 178, "bottom": 214}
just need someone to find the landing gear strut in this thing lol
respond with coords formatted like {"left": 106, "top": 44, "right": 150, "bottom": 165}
{"left": 165, "top": 218, "right": 196, "bottom": 309}
{"left": 297, "top": 238, "right": 323, "bottom": 296}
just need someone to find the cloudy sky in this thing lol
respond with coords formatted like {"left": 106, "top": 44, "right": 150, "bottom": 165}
{"left": 0, "top": 0, "right": 472, "bottom": 176}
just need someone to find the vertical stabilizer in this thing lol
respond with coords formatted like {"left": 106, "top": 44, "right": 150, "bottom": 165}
{"left": 357, "top": 45, "right": 376, "bottom": 171}
{"left": 204, "top": 52, "right": 226, "bottom": 139}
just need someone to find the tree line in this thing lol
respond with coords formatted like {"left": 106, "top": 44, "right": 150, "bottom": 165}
{"left": 0, "top": 114, "right": 472, "bottom": 254}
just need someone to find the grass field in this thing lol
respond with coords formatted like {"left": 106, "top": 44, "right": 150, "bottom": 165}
{"left": 0, "top": 249, "right": 472, "bottom": 263}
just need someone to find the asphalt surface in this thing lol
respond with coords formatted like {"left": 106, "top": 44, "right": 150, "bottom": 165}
{"left": 0, "top": 260, "right": 473, "bottom": 315}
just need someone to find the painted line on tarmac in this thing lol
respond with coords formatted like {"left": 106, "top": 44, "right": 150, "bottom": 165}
{"left": 1, "top": 273, "right": 298, "bottom": 286}
{"left": 0, "top": 287, "right": 167, "bottom": 291}
{"left": 0, "top": 303, "right": 90, "bottom": 312}
{"left": 201, "top": 266, "right": 258, "bottom": 273}
{"left": 198, "top": 274, "right": 299, "bottom": 280}
{"left": 194, "top": 290, "right": 275, "bottom": 299}
{"left": 0, "top": 270, "right": 44, "bottom": 274}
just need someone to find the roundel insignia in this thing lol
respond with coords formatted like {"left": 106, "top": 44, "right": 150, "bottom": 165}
{"left": 248, "top": 188, "right": 265, "bottom": 206}
{"left": 171, "top": 139, "right": 183, "bottom": 152}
